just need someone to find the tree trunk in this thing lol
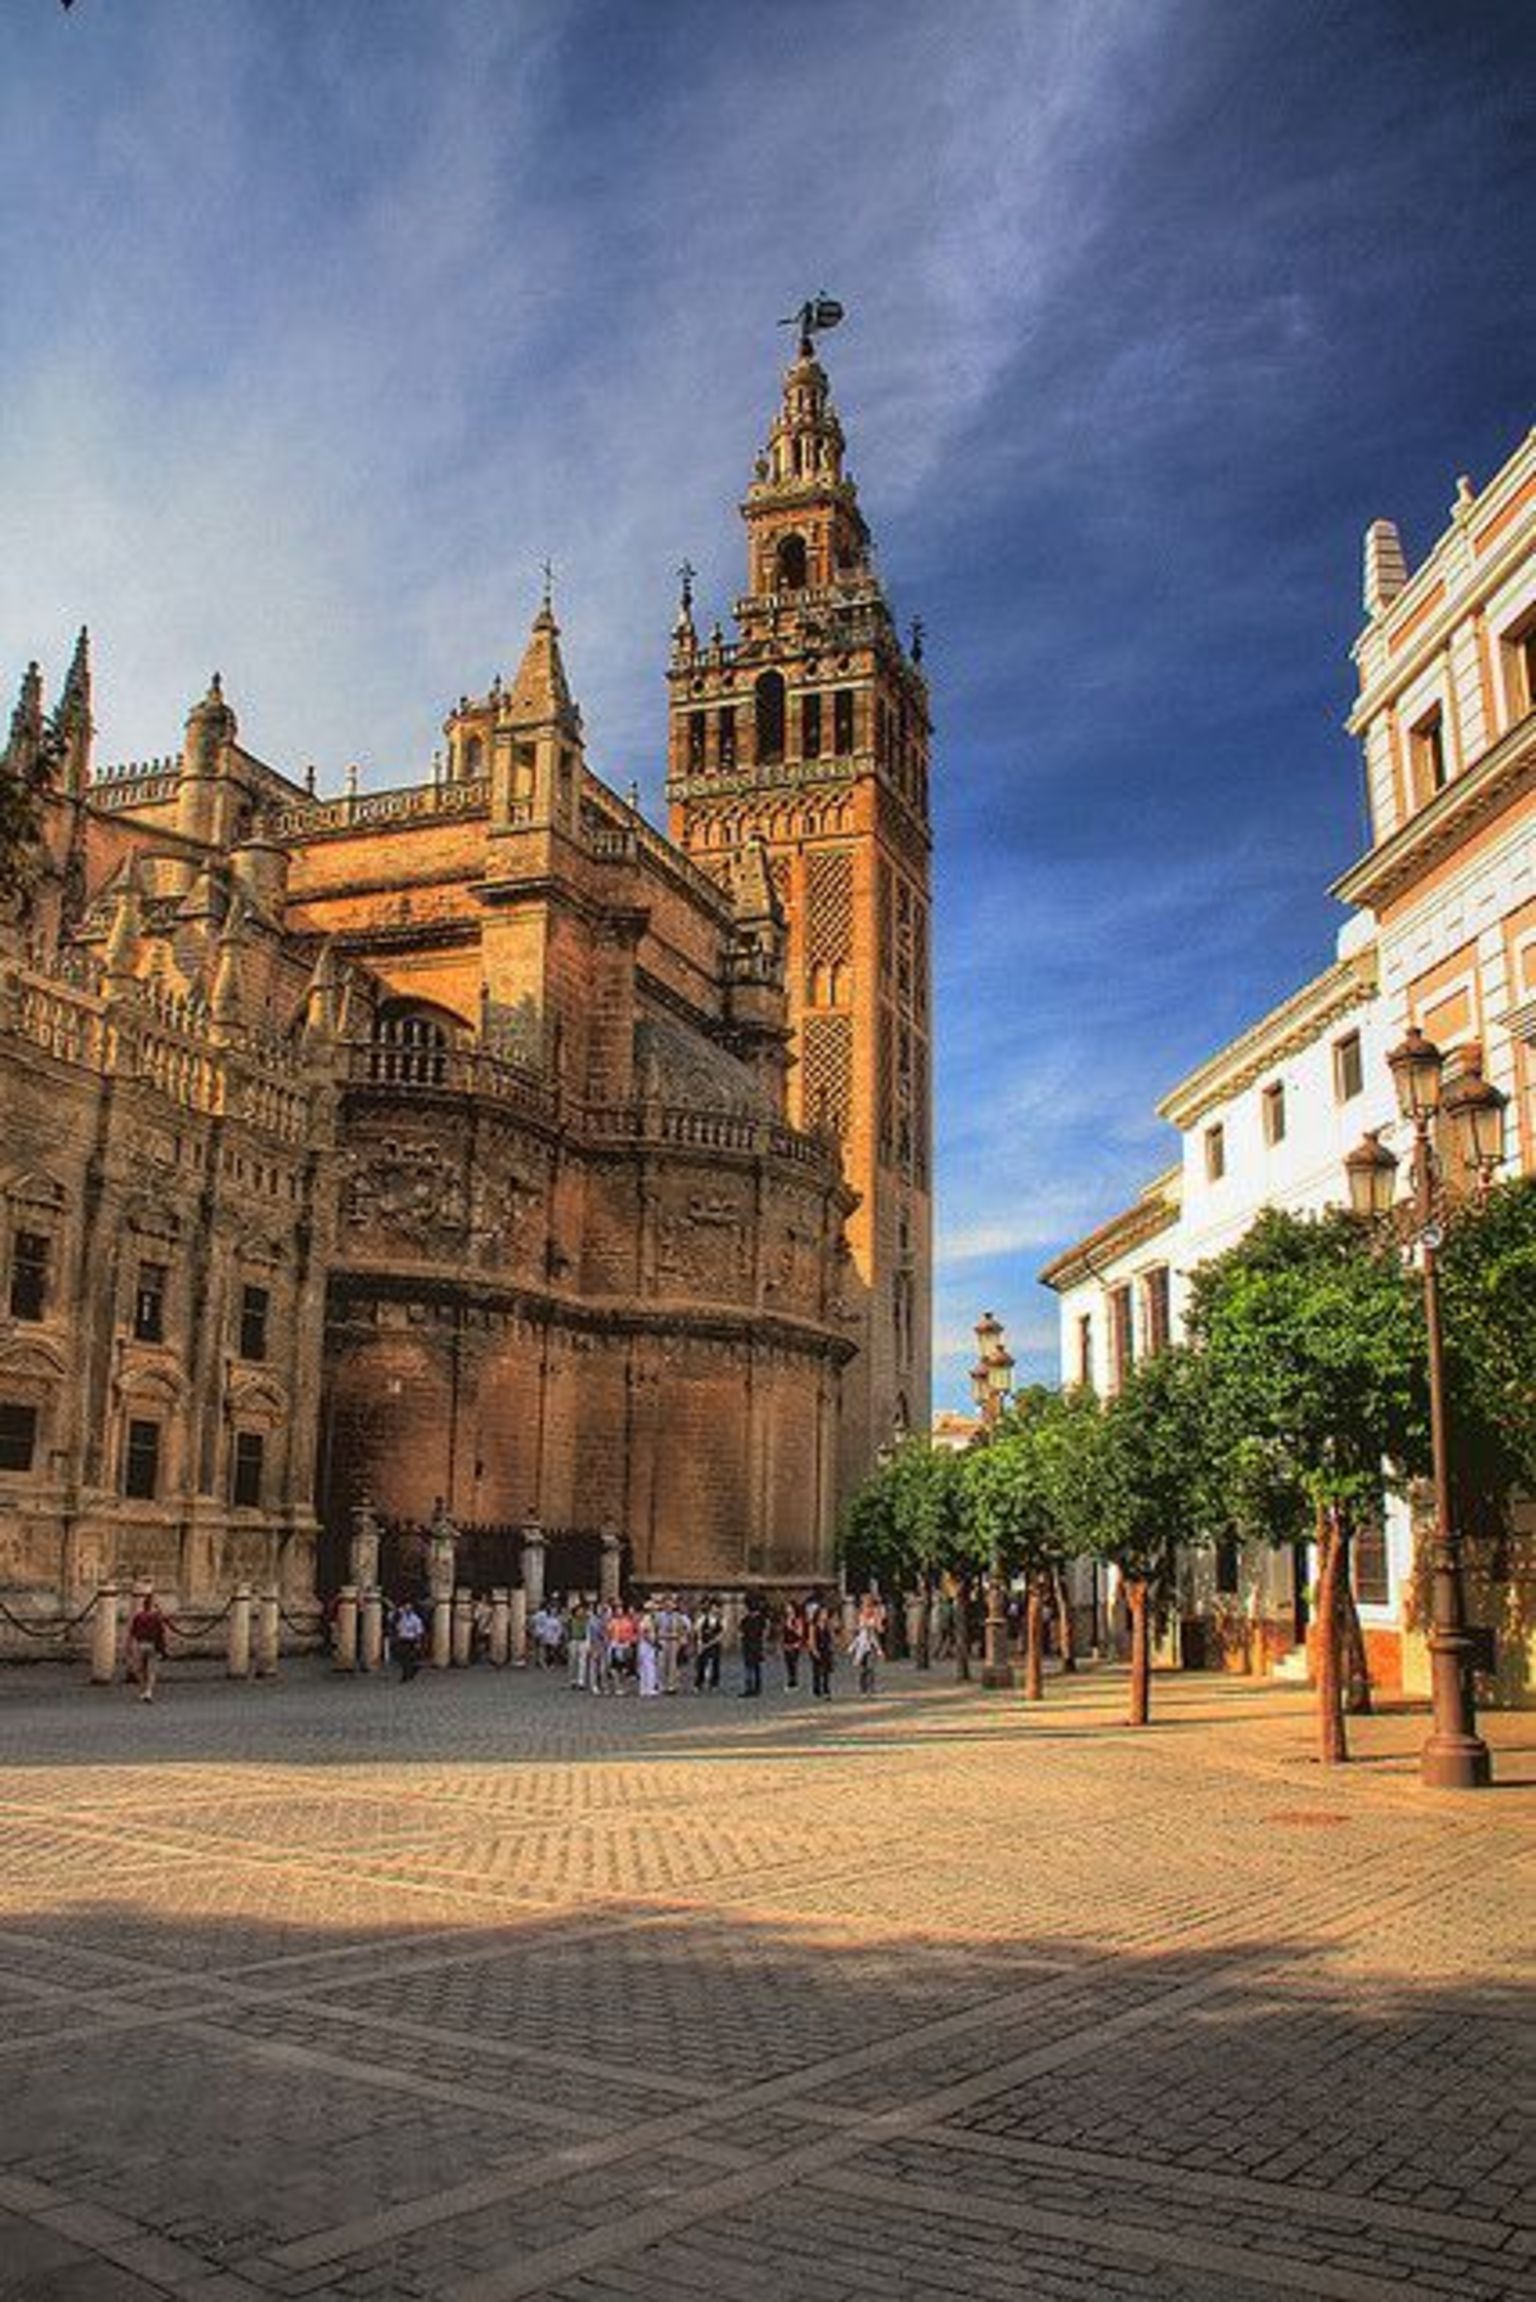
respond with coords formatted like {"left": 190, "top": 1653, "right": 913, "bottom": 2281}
{"left": 1053, "top": 1567, "right": 1077, "bottom": 1673}
{"left": 1338, "top": 1534, "right": 1372, "bottom": 1715}
{"left": 1126, "top": 1578, "right": 1150, "bottom": 1726}
{"left": 915, "top": 1572, "right": 931, "bottom": 1671}
{"left": 1315, "top": 1503, "right": 1349, "bottom": 1765}
{"left": 954, "top": 1582, "right": 971, "bottom": 1681}
{"left": 1023, "top": 1580, "right": 1045, "bottom": 1700}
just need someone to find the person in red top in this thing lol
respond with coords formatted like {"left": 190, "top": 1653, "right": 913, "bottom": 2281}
{"left": 126, "top": 1593, "right": 168, "bottom": 1703}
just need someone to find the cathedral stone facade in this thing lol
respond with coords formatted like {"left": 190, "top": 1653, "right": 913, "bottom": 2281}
{"left": 0, "top": 335, "right": 932, "bottom": 1620}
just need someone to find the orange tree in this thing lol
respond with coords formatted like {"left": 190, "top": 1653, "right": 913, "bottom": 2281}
{"left": 1185, "top": 1208, "right": 1424, "bottom": 1764}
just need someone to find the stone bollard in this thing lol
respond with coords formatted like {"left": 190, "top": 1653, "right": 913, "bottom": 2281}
{"left": 521, "top": 1524, "right": 547, "bottom": 1616}
{"left": 227, "top": 1584, "right": 253, "bottom": 1679}
{"left": 90, "top": 1582, "right": 120, "bottom": 1685}
{"left": 510, "top": 1585, "right": 528, "bottom": 1667}
{"left": 600, "top": 1531, "right": 623, "bottom": 1607}
{"left": 430, "top": 1595, "right": 452, "bottom": 1671}
{"left": 333, "top": 1584, "right": 359, "bottom": 1672}
{"left": 360, "top": 1587, "right": 383, "bottom": 1673}
{"left": 451, "top": 1587, "right": 474, "bottom": 1668}
{"left": 254, "top": 1588, "right": 280, "bottom": 1678}
{"left": 489, "top": 1587, "right": 510, "bottom": 1666}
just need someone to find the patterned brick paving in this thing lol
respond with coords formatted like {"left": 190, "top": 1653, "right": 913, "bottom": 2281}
{"left": 0, "top": 1660, "right": 1529, "bottom": 2298}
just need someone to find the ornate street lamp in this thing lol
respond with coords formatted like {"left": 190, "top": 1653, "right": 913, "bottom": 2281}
{"left": 970, "top": 1312, "right": 1016, "bottom": 1687}
{"left": 1347, "top": 1028, "right": 1508, "bottom": 1791}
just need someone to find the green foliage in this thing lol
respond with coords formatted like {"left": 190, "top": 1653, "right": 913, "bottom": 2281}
{"left": 1088, "top": 1346, "right": 1213, "bottom": 1592}
{"left": 837, "top": 1435, "right": 972, "bottom": 1588}
{"left": 1439, "top": 1175, "right": 1536, "bottom": 1502}
{"left": 960, "top": 1384, "right": 1103, "bottom": 1576}
{"left": 1185, "top": 1206, "right": 1427, "bottom": 1522}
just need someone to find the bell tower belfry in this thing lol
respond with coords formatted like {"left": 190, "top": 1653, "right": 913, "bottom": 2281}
{"left": 668, "top": 311, "right": 933, "bottom": 1500}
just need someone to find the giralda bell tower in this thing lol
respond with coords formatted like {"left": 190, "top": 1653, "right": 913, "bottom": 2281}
{"left": 668, "top": 304, "right": 933, "bottom": 1506}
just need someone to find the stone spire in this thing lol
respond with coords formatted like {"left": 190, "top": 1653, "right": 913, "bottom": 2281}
{"left": 4, "top": 661, "right": 45, "bottom": 778}
{"left": 671, "top": 561, "right": 698, "bottom": 663}
{"left": 1363, "top": 519, "right": 1409, "bottom": 616}
{"left": 504, "top": 599, "right": 581, "bottom": 741}
{"left": 55, "top": 626, "right": 92, "bottom": 794}
{"left": 210, "top": 893, "right": 246, "bottom": 1035}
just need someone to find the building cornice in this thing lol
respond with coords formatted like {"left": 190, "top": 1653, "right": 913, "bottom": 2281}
{"left": 1156, "top": 950, "right": 1379, "bottom": 1131}
{"left": 1330, "top": 713, "right": 1535, "bottom": 913}
{"left": 1347, "top": 429, "right": 1536, "bottom": 722}
{"left": 1038, "top": 1168, "right": 1181, "bottom": 1295}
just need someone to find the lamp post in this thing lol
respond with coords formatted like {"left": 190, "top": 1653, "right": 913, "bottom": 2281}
{"left": 1346, "top": 1027, "right": 1506, "bottom": 1790}
{"left": 970, "top": 1311, "right": 1016, "bottom": 1688}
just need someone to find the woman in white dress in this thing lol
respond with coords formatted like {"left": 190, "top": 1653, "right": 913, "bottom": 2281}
{"left": 637, "top": 1606, "right": 660, "bottom": 1697}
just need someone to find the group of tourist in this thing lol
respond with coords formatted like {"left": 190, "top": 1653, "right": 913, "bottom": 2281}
{"left": 532, "top": 1592, "right": 888, "bottom": 1698}
{"left": 370, "top": 1589, "right": 890, "bottom": 1696}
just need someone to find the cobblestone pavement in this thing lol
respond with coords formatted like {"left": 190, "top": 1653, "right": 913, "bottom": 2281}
{"left": 0, "top": 1659, "right": 1529, "bottom": 2300}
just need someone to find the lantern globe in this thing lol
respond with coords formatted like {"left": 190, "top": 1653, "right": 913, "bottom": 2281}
{"left": 1387, "top": 1026, "right": 1444, "bottom": 1122}
{"left": 1345, "top": 1130, "right": 1399, "bottom": 1220}
{"left": 1442, "top": 1057, "right": 1507, "bottom": 1176}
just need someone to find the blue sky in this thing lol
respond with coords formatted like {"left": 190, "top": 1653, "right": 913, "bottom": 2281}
{"left": 4, "top": 1, "right": 1533, "bottom": 1408}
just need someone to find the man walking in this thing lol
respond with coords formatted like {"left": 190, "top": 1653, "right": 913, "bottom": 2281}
{"left": 739, "top": 1595, "right": 767, "bottom": 1698}
{"left": 126, "top": 1591, "right": 168, "bottom": 1702}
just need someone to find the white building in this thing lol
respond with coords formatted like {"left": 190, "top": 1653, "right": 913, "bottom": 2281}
{"left": 1041, "top": 425, "right": 1536, "bottom": 1698}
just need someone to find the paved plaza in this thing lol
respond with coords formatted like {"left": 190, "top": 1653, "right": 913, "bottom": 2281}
{"left": 0, "top": 1658, "right": 1529, "bottom": 2302}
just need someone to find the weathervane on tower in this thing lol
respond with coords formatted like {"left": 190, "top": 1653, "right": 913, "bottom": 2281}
{"left": 780, "top": 293, "right": 845, "bottom": 356}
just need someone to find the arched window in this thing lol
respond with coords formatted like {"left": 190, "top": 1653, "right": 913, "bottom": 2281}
{"left": 775, "top": 533, "right": 808, "bottom": 592}
{"left": 755, "top": 672, "right": 786, "bottom": 766}
{"left": 462, "top": 734, "right": 484, "bottom": 779}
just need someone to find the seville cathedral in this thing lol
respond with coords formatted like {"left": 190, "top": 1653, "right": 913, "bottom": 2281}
{"left": 0, "top": 328, "right": 933, "bottom": 1617}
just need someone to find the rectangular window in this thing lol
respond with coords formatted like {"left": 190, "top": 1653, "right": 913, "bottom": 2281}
{"left": 10, "top": 1230, "right": 50, "bottom": 1322}
{"left": 0, "top": 1402, "right": 38, "bottom": 1473}
{"left": 688, "top": 712, "right": 706, "bottom": 771}
{"left": 1333, "top": 1030, "right": 1364, "bottom": 1104}
{"left": 239, "top": 1284, "right": 270, "bottom": 1363}
{"left": 123, "top": 1418, "right": 161, "bottom": 1501}
{"left": 1108, "top": 1284, "right": 1134, "bottom": 1392}
{"left": 1143, "top": 1266, "right": 1171, "bottom": 1356}
{"left": 133, "top": 1261, "right": 168, "bottom": 1344}
{"left": 1352, "top": 1519, "right": 1390, "bottom": 1609}
{"left": 1262, "top": 1082, "right": 1287, "bottom": 1147}
{"left": 1204, "top": 1124, "right": 1226, "bottom": 1182}
{"left": 1409, "top": 705, "right": 1448, "bottom": 804}
{"left": 833, "top": 688, "right": 855, "bottom": 755}
{"left": 801, "top": 691, "right": 822, "bottom": 760}
{"left": 717, "top": 706, "right": 736, "bottom": 769}
{"left": 1076, "top": 1312, "right": 1094, "bottom": 1389}
{"left": 1501, "top": 615, "right": 1536, "bottom": 720}
{"left": 231, "top": 1430, "right": 265, "bottom": 1510}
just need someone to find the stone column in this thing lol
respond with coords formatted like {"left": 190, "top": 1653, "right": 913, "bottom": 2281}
{"left": 489, "top": 1587, "right": 511, "bottom": 1666}
{"left": 521, "top": 1523, "right": 547, "bottom": 1615}
{"left": 90, "top": 1582, "right": 120, "bottom": 1686}
{"left": 600, "top": 1530, "right": 623, "bottom": 1606}
{"left": 254, "top": 1588, "right": 280, "bottom": 1678}
{"left": 905, "top": 1590, "right": 926, "bottom": 1662}
{"left": 428, "top": 1508, "right": 456, "bottom": 1671}
{"left": 349, "top": 1496, "right": 381, "bottom": 1594}
{"left": 333, "top": 1584, "right": 359, "bottom": 1672}
{"left": 510, "top": 1585, "right": 528, "bottom": 1667}
{"left": 452, "top": 1587, "right": 473, "bottom": 1667}
{"left": 227, "top": 1583, "right": 253, "bottom": 1679}
{"left": 360, "top": 1588, "right": 383, "bottom": 1672}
